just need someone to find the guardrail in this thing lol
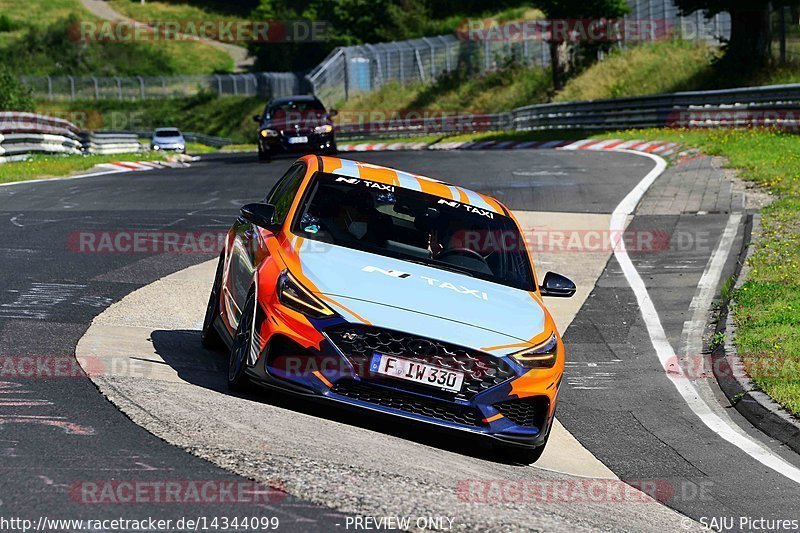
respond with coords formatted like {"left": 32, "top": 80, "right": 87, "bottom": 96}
{"left": 80, "top": 131, "right": 143, "bottom": 155}
{"left": 0, "top": 113, "right": 245, "bottom": 162}
{"left": 335, "top": 83, "right": 800, "bottom": 139}
{"left": 132, "top": 131, "right": 235, "bottom": 148}
{"left": 335, "top": 113, "right": 512, "bottom": 141}
{"left": 0, "top": 112, "right": 82, "bottom": 163}
{"left": 510, "top": 83, "right": 800, "bottom": 131}
{"left": 7, "top": 81, "right": 800, "bottom": 162}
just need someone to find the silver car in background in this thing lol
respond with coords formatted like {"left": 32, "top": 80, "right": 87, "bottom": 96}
{"left": 151, "top": 128, "right": 186, "bottom": 153}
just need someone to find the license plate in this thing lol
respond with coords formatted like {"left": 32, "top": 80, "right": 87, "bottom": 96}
{"left": 370, "top": 353, "right": 464, "bottom": 393}
{"left": 287, "top": 136, "right": 308, "bottom": 144}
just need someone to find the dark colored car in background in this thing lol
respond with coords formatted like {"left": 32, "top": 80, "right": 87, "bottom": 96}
{"left": 254, "top": 95, "right": 337, "bottom": 162}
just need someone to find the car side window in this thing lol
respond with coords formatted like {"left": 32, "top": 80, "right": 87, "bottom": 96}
{"left": 266, "top": 164, "right": 306, "bottom": 225}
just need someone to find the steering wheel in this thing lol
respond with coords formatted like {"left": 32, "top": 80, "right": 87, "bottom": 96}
{"left": 438, "top": 247, "right": 488, "bottom": 264}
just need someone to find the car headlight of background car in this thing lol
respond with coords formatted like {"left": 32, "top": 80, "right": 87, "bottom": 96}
{"left": 277, "top": 270, "right": 335, "bottom": 318}
{"left": 260, "top": 129, "right": 280, "bottom": 138}
{"left": 510, "top": 333, "right": 559, "bottom": 368}
{"left": 313, "top": 124, "right": 333, "bottom": 134}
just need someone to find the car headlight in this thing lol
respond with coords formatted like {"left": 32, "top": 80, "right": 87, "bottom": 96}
{"left": 277, "top": 270, "right": 335, "bottom": 318}
{"left": 510, "top": 333, "right": 558, "bottom": 368}
{"left": 260, "top": 129, "right": 279, "bottom": 138}
{"left": 314, "top": 124, "right": 333, "bottom": 134}
{"left": 152, "top": 145, "right": 160, "bottom": 150}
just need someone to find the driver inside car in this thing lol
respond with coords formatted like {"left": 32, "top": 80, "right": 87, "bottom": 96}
{"left": 331, "top": 189, "right": 388, "bottom": 245}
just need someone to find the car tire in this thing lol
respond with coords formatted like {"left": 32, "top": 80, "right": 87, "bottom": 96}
{"left": 494, "top": 434, "right": 549, "bottom": 465}
{"left": 228, "top": 289, "right": 257, "bottom": 391}
{"left": 258, "top": 147, "right": 271, "bottom": 163}
{"left": 201, "top": 253, "right": 225, "bottom": 351}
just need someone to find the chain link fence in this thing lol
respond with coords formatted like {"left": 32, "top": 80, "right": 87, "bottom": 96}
{"left": 20, "top": 0, "right": 731, "bottom": 105}
{"left": 21, "top": 72, "right": 310, "bottom": 102}
{"left": 309, "top": 0, "right": 731, "bottom": 106}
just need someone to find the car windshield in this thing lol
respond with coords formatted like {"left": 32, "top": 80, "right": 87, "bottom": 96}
{"left": 268, "top": 101, "right": 325, "bottom": 115}
{"left": 155, "top": 130, "right": 181, "bottom": 137}
{"left": 267, "top": 101, "right": 326, "bottom": 126}
{"left": 292, "top": 172, "right": 535, "bottom": 291}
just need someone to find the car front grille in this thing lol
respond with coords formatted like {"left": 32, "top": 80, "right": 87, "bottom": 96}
{"left": 331, "top": 379, "right": 483, "bottom": 427}
{"left": 325, "top": 324, "right": 516, "bottom": 398}
{"left": 493, "top": 397, "right": 550, "bottom": 429}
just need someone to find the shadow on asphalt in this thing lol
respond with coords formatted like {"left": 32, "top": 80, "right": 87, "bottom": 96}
{"left": 196, "top": 152, "right": 312, "bottom": 166}
{"left": 150, "top": 328, "right": 518, "bottom": 465}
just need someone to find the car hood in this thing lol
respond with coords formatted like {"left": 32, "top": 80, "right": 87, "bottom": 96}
{"left": 289, "top": 239, "right": 547, "bottom": 356}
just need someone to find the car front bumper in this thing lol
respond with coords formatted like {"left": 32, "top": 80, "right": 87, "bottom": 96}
{"left": 152, "top": 143, "right": 185, "bottom": 152}
{"left": 259, "top": 133, "right": 336, "bottom": 155}
{"left": 245, "top": 300, "right": 561, "bottom": 448}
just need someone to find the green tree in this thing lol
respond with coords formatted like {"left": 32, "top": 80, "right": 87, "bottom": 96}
{"left": 0, "top": 65, "right": 34, "bottom": 112}
{"left": 674, "top": 0, "right": 800, "bottom": 70}
{"left": 534, "top": 0, "right": 629, "bottom": 89}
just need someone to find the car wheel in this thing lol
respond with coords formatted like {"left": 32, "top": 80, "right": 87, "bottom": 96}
{"left": 494, "top": 434, "right": 549, "bottom": 465}
{"left": 228, "top": 290, "right": 257, "bottom": 391}
{"left": 201, "top": 253, "right": 225, "bottom": 351}
{"left": 258, "top": 147, "right": 271, "bottom": 163}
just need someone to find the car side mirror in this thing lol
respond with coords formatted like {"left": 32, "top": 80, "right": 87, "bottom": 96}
{"left": 329, "top": 109, "right": 338, "bottom": 117}
{"left": 252, "top": 115, "right": 261, "bottom": 123}
{"left": 240, "top": 203, "right": 277, "bottom": 229}
{"left": 540, "top": 272, "right": 576, "bottom": 298}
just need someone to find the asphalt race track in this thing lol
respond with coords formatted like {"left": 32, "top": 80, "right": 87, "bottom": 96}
{"left": 1, "top": 150, "right": 799, "bottom": 531}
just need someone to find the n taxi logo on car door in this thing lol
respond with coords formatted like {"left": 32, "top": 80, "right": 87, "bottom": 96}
{"left": 362, "top": 266, "right": 489, "bottom": 301}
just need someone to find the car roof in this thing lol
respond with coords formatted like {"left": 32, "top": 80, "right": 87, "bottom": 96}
{"left": 316, "top": 156, "right": 508, "bottom": 216}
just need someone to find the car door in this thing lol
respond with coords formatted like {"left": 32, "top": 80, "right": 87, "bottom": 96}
{"left": 224, "top": 162, "right": 307, "bottom": 330}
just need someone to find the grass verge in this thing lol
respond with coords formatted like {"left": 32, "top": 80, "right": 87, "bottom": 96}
{"left": 0, "top": 152, "right": 163, "bottom": 184}
{"left": 107, "top": 0, "right": 249, "bottom": 28}
{"left": 340, "top": 65, "right": 552, "bottom": 115}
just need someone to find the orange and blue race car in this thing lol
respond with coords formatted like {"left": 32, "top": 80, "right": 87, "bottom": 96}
{"left": 202, "top": 155, "right": 576, "bottom": 463}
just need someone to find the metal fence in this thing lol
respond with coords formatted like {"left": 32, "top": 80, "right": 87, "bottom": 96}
{"left": 21, "top": 72, "right": 310, "bottom": 102}
{"left": 307, "top": 36, "right": 551, "bottom": 106}
{"left": 625, "top": 0, "right": 730, "bottom": 42}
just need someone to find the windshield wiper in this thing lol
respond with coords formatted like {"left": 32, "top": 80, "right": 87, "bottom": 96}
{"left": 401, "top": 257, "right": 475, "bottom": 277}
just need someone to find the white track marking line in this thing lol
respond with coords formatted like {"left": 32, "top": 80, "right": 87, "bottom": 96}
{"left": 612, "top": 148, "right": 800, "bottom": 485}
{"left": 682, "top": 213, "right": 757, "bottom": 442}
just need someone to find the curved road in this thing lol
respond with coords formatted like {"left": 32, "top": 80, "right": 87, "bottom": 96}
{"left": 0, "top": 151, "right": 798, "bottom": 530}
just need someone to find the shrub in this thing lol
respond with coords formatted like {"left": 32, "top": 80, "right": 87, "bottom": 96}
{"left": 0, "top": 65, "right": 34, "bottom": 111}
